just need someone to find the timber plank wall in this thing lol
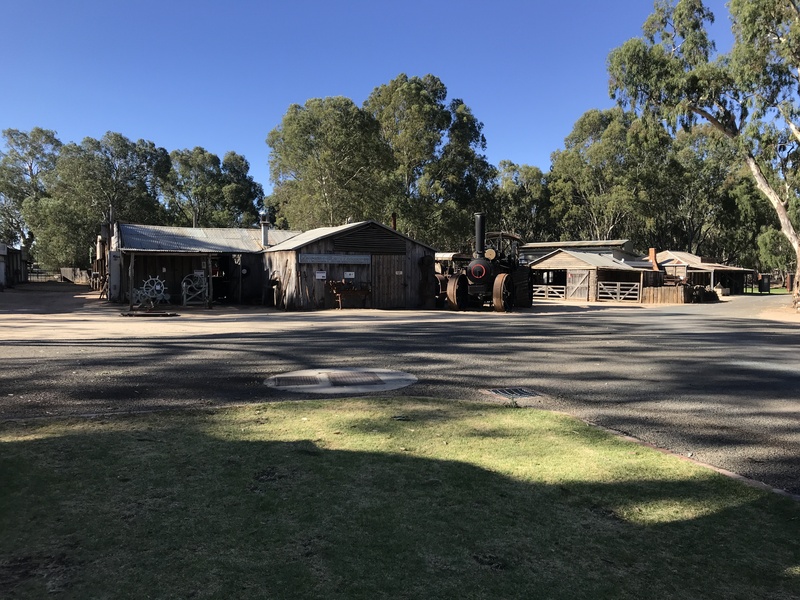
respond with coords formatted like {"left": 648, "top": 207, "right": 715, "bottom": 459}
{"left": 640, "top": 285, "right": 690, "bottom": 304}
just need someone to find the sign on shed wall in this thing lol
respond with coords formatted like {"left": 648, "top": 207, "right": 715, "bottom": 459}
{"left": 299, "top": 253, "right": 371, "bottom": 265}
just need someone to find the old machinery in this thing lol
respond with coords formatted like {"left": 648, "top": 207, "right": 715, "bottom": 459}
{"left": 437, "top": 213, "right": 532, "bottom": 312}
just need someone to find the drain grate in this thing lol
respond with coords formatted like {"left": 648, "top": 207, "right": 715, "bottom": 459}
{"left": 487, "top": 388, "right": 540, "bottom": 399}
{"left": 273, "top": 375, "right": 319, "bottom": 387}
{"left": 329, "top": 372, "right": 383, "bottom": 387}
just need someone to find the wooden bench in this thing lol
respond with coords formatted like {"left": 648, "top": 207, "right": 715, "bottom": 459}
{"left": 328, "top": 280, "right": 371, "bottom": 309}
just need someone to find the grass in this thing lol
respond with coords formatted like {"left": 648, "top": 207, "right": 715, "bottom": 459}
{"left": 1, "top": 398, "right": 799, "bottom": 599}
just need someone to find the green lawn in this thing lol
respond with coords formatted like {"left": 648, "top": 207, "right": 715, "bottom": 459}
{"left": 1, "top": 399, "right": 798, "bottom": 599}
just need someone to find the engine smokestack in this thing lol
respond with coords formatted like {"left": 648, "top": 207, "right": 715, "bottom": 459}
{"left": 474, "top": 212, "right": 486, "bottom": 258}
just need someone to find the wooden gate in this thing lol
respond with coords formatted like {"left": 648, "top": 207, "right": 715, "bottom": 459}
{"left": 567, "top": 270, "right": 590, "bottom": 300}
{"left": 532, "top": 285, "right": 565, "bottom": 299}
{"left": 598, "top": 281, "right": 640, "bottom": 301}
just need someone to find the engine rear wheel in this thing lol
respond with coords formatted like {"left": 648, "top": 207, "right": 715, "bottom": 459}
{"left": 492, "top": 273, "right": 513, "bottom": 312}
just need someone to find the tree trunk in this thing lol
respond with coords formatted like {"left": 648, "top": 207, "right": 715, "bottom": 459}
{"left": 743, "top": 155, "right": 800, "bottom": 308}
{"left": 794, "top": 251, "right": 800, "bottom": 309}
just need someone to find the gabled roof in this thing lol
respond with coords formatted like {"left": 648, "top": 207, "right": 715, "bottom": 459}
{"left": 263, "top": 229, "right": 301, "bottom": 247}
{"left": 655, "top": 250, "right": 752, "bottom": 272}
{"left": 265, "top": 220, "right": 435, "bottom": 252}
{"left": 529, "top": 249, "right": 637, "bottom": 271}
{"left": 521, "top": 239, "right": 631, "bottom": 249}
{"left": 117, "top": 223, "right": 265, "bottom": 254}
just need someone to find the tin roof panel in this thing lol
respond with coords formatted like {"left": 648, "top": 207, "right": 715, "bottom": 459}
{"left": 119, "top": 224, "right": 264, "bottom": 253}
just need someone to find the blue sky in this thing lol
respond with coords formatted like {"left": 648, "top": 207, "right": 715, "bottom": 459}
{"left": 1, "top": 0, "right": 731, "bottom": 194}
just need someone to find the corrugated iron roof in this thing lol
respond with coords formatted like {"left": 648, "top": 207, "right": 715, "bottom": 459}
{"left": 529, "top": 249, "right": 637, "bottom": 270}
{"left": 655, "top": 250, "right": 752, "bottom": 272}
{"left": 521, "top": 239, "right": 630, "bottom": 249}
{"left": 265, "top": 220, "right": 435, "bottom": 252}
{"left": 265, "top": 222, "right": 364, "bottom": 252}
{"left": 264, "top": 229, "right": 301, "bottom": 246}
{"left": 118, "top": 224, "right": 265, "bottom": 253}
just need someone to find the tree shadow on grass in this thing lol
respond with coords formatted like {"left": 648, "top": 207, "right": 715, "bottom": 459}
{"left": 1, "top": 410, "right": 799, "bottom": 600}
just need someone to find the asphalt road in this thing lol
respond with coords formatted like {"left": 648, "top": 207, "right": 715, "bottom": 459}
{"left": 2, "top": 283, "right": 799, "bottom": 495}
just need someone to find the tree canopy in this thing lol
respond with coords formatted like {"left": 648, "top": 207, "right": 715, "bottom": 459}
{"left": 0, "top": 129, "right": 263, "bottom": 269}
{"left": 267, "top": 96, "right": 395, "bottom": 230}
{"left": 608, "top": 0, "right": 800, "bottom": 302}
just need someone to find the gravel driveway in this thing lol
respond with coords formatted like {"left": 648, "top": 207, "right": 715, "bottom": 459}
{"left": 2, "top": 282, "right": 799, "bottom": 495}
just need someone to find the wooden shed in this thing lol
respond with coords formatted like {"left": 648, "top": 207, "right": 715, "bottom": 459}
{"left": 528, "top": 249, "right": 644, "bottom": 302}
{"left": 109, "top": 222, "right": 298, "bottom": 308}
{"left": 265, "top": 220, "right": 436, "bottom": 310}
{"left": 650, "top": 251, "right": 753, "bottom": 295}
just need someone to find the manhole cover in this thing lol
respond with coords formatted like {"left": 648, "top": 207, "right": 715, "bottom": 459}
{"left": 487, "top": 388, "right": 540, "bottom": 399}
{"left": 265, "top": 368, "right": 417, "bottom": 394}
{"left": 329, "top": 372, "right": 382, "bottom": 386}
{"left": 273, "top": 375, "right": 319, "bottom": 387}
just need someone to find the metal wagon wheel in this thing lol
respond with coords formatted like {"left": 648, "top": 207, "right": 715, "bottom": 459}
{"left": 446, "top": 273, "right": 469, "bottom": 310}
{"left": 141, "top": 276, "right": 166, "bottom": 300}
{"left": 492, "top": 272, "right": 514, "bottom": 312}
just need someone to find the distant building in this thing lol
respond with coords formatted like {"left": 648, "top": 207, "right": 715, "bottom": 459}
{"left": 520, "top": 239, "right": 639, "bottom": 263}
{"left": 647, "top": 250, "right": 753, "bottom": 294}
{"left": 528, "top": 249, "right": 647, "bottom": 302}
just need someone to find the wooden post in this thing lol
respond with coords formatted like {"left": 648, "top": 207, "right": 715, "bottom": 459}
{"left": 128, "top": 253, "right": 135, "bottom": 311}
{"left": 206, "top": 255, "right": 213, "bottom": 309}
{"left": 639, "top": 271, "right": 644, "bottom": 303}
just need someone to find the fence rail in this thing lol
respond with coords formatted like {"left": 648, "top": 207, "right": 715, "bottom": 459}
{"left": 598, "top": 282, "right": 640, "bottom": 302}
{"left": 532, "top": 285, "right": 566, "bottom": 300}
{"left": 28, "top": 270, "right": 62, "bottom": 283}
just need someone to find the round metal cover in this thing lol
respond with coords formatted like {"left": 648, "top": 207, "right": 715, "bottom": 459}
{"left": 264, "top": 368, "right": 417, "bottom": 394}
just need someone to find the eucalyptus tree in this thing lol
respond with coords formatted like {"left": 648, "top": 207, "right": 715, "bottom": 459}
{"left": 608, "top": 0, "right": 800, "bottom": 303}
{"left": 165, "top": 148, "right": 262, "bottom": 228}
{"left": 267, "top": 96, "right": 395, "bottom": 230}
{"left": 548, "top": 108, "right": 646, "bottom": 242}
{"left": 667, "top": 125, "right": 743, "bottom": 254}
{"left": 363, "top": 73, "right": 450, "bottom": 235}
{"left": 0, "top": 127, "right": 62, "bottom": 249}
{"left": 220, "top": 151, "right": 265, "bottom": 227}
{"left": 53, "top": 132, "right": 170, "bottom": 225}
{"left": 494, "top": 160, "right": 552, "bottom": 242}
{"left": 27, "top": 132, "right": 170, "bottom": 268}
{"left": 166, "top": 147, "right": 224, "bottom": 228}
{"left": 418, "top": 98, "right": 497, "bottom": 251}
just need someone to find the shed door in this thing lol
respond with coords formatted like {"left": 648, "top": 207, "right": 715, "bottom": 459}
{"left": 567, "top": 270, "right": 590, "bottom": 300}
{"left": 372, "top": 255, "right": 407, "bottom": 308}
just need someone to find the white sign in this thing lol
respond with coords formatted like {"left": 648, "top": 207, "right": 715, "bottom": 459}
{"left": 344, "top": 271, "right": 355, "bottom": 279}
{"left": 315, "top": 271, "right": 327, "bottom": 280}
{"left": 395, "top": 271, "right": 403, "bottom": 275}
{"left": 299, "top": 253, "right": 371, "bottom": 265}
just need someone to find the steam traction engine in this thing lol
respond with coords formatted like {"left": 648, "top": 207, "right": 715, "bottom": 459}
{"left": 438, "top": 212, "right": 532, "bottom": 312}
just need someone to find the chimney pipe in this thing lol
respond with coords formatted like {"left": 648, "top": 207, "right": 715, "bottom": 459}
{"left": 474, "top": 212, "right": 486, "bottom": 258}
{"left": 391, "top": 212, "right": 397, "bottom": 230}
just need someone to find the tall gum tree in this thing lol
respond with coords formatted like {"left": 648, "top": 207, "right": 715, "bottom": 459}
{"left": 0, "top": 128, "right": 62, "bottom": 250}
{"left": 267, "top": 96, "right": 394, "bottom": 230}
{"left": 548, "top": 108, "right": 646, "bottom": 242}
{"left": 608, "top": 0, "right": 800, "bottom": 305}
{"left": 363, "top": 74, "right": 451, "bottom": 236}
